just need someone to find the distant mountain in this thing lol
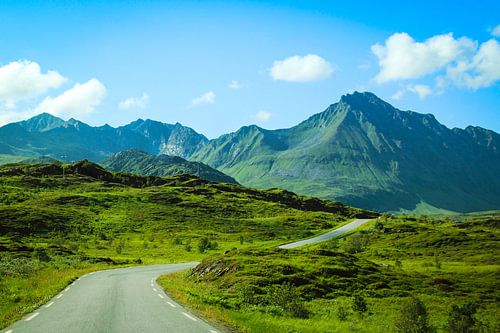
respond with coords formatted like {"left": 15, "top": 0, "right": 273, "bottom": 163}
{"left": 0, "top": 115, "right": 207, "bottom": 161}
{"left": 101, "top": 149, "right": 237, "bottom": 184}
{"left": 1, "top": 92, "right": 498, "bottom": 212}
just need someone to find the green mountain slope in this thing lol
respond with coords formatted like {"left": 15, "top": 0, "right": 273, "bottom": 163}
{"left": 191, "top": 92, "right": 500, "bottom": 213}
{"left": 101, "top": 149, "right": 238, "bottom": 184}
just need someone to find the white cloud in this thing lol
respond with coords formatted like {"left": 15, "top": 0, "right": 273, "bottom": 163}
{"left": 391, "top": 90, "right": 404, "bottom": 100}
{"left": 118, "top": 93, "right": 149, "bottom": 110}
{"left": 408, "top": 84, "right": 432, "bottom": 99}
{"left": 447, "top": 39, "right": 500, "bottom": 89}
{"left": 372, "top": 32, "right": 475, "bottom": 82}
{"left": 270, "top": 54, "right": 334, "bottom": 82}
{"left": 491, "top": 24, "right": 500, "bottom": 37}
{"left": 255, "top": 111, "right": 271, "bottom": 122}
{"left": 0, "top": 60, "right": 66, "bottom": 106}
{"left": 190, "top": 91, "right": 215, "bottom": 107}
{"left": 228, "top": 80, "right": 243, "bottom": 89}
{"left": 35, "top": 78, "right": 106, "bottom": 118}
{"left": 0, "top": 109, "right": 39, "bottom": 126}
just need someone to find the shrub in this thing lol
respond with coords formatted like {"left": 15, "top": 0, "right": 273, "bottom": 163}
{"left": 267, "top": 282, "right": 308, "bottom": 318}
{"left": 394, "top": 297, "right": 434, "bottom": 333}
{"left": 197, "top": 237, "right": 218, "bottom": 253}
{"left": 343, "top": 234, "right": 367, "bottom": 254}
{"left": 32, "top": 247, "right": 51, "bottom": 262}
{"left": 352, "top": 294, "right": 368, "bottom": 314}
{"left": 446, "top": 302, "right": 478, "bottom": 333}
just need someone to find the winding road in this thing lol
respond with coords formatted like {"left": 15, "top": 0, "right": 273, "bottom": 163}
{"left": 2, "top": 263, "right": 219, "bottom": 333}
{"left": 278, "top": 218, "right": 373, "bottom": 249}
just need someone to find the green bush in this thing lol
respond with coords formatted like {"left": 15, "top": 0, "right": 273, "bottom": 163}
{"left": 267, "top": 282, "right": 308, "bottom": 318}
{"left": 352, "top": 294, "right": 368, "bottom": 314}
{"left": 446, "top": 303, "right": 478, "bottom": 333}
{"left": 32, "top": 247, "right": 51, "bottom": 262}
{"left": 394, "top": 297, "right": 434, "bottom": 333}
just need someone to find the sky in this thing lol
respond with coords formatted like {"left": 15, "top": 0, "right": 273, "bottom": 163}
{"left": 0, "top": 0, "right": 499, "bottom": 138}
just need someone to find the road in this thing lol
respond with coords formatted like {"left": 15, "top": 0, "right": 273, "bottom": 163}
{"left": 278, "top": 218, "right": 372, "bottom": 249}
{"left": 2, "top": 263, "right": 220, "bottom": 333}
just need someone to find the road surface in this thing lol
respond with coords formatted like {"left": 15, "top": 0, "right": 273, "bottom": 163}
{"left": 2, "top": 263, "right": 220, "bottom": 333}
{"left": 278, "top": 218, "right": 372, "bottom": 249}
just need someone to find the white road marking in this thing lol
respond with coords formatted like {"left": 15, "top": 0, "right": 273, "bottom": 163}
{"left": 5, "top": 330, "right": 13, "bottom": 333}
{"left": 88, "top": 272, "right": 95, "bottom": 275}
{"left": 158, "top": 294, "right": 164, "bottom": 299}
{"left": 166, "top": 301, "right": 176, "bottom": 308}
{"left": 153, "top": 288, "right": 157, "bottom": 292}
{"left": 182, "top": 312, "right": 197, "bottom": 321}
{"left": 56, "top": 294, "right": 63, "bottom": 299}
{"left": 64, "top": 287, "right": 70, "bottom": 292}
{"left": 45, "top": 301, "right": 54, "bottom": 308}
{"left": 210, "top": 330, "right": 218, "bottom": 333}
{"left": 25, "top": 313, "right": 40, "bottom": 321}
{"left": 150, "top": 283, "right": 154, "bottom": 287}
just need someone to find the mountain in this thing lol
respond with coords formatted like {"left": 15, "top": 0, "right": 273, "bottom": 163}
{"left": 1, "top": 92, "right": 498, "bottom": 212}
{"left": 190, "top": 92, "right": 500, "bottom": 213}
{"left": 101, "top": 149, "right": 238, "bottom": 184}
{"left": 0, "top": 115, "right": 207, "bottom": 161}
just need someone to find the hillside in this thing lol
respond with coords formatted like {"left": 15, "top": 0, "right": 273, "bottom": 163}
{"left": 1, "top": 92, "right": 498, "bottom": 212}
{"left": 101, "top": 149, "right": 238, "bottom": 184}
{"left": 159, "top": 214, "right": 500, "bottom": 332}
{"left": 0, "top": 160, "right": 371, "bottom": 326}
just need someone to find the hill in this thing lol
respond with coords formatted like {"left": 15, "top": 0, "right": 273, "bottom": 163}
{"left": 101, "top": 149, "right": 238, "bottom": 184}
{"left": 0, "top": 160, "right": 371, "bottom": 326}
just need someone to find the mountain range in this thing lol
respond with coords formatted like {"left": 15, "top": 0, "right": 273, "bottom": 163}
{"left": 1, "top": 91, "right": 498, "bottom": 213}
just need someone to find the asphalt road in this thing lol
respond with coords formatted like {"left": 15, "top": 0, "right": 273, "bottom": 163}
{"left": 2, "top": 263, "right": 220, "bottom": 333}
{"left": 278, "top": 218, "right": 373, "bottom": 249}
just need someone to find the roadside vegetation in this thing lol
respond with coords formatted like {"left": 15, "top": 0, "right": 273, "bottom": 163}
{"left": 158, "top": 213, "right": 499, "bottom": 332}
{"left": 0, "top": 160, "right": 370, "bottom": 328}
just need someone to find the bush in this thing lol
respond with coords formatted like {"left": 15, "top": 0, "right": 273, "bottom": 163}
{"left": 267, "top": 282, "right": 308, "bottom": 318}
{"left": 343, "top": 234, "right": 367, "bottom": 254}
{"left": 352, "top": 294, "right": 368, "bottom": 314}
{"left": 395, "top": 297, "right": 434, "bottom": 333}
{"left": 32, "top": 247, "right": 51, "bottom": 262}
{"left": 446, "top": 302, "right": 478, "bottom": 333}
{"left": 197, "top": 237, "right": 218, "bottom": 253}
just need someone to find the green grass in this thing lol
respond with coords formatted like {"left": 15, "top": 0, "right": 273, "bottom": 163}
{"left": 0, "top": 161, "right": 368, "bottom": 328}
{"left": 158, "top": 214, "right": 500, "bottom": 333}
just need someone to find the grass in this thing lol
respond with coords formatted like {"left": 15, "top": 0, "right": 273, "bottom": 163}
{"left": 158, "top": 214, "right": 500, "bottom": 333}
{"left": 0, "top": 160, "right": 369, "bottom": 328}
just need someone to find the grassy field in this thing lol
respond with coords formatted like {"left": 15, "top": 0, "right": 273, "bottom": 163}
{"left": 158, "top": 213, "right": 499, "bottom": 333}
{"left": 0, "top": 160, "right": 371, "bottom": 328}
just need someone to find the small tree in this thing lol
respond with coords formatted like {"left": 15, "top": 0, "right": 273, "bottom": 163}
{"left": 352, "top": 294, "right": 368, "bottom": 314}
{"left": 395, "top": 297, "right": 434, "bottom": 333}
{"left": 446, "top": 303, "right": 478, "bottom": 333}
{"left": 198, "top": 237, "right": 211, "bottom": 253}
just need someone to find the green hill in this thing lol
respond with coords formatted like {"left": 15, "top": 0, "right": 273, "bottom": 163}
{"left": 101, "top": 149, "right": 238, "bottom": 184}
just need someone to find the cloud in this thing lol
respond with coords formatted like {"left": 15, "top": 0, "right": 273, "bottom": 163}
{"left": 118, "top": 93, "right": 149, "bottom": 110}
{"left": 491, "top": 24, "right": 500, "bottom": 37}
{"left": 228, "top": 80, "right": 243, "bottom": 89}
{"left": 270, "top": 54, "right": 334, "bottom": 82}
{"left": 255, "top": 111, "right": 271, "bottom": 122}
{"left": 0, "top": 109, "right": 39, "bottom": 126}
{"left": 391, "top": 90, "right": 404, "bottom": 100}
{"left": 372, "top": 32, "right": 475, "bottom": 82}
{"left": 190, "top": 91, "right": 215, "bottom": 107}
{"left": 446, "top": 39, "right": 500, "bottom": 89}
{"left": 0, "top": 60, "right": 66, "bottom": 106}
{"left": 35, "top": 78, "right": 106, "bottom": 118}
{"left": 408, "top": 84, "right": 432, "bottom": 99}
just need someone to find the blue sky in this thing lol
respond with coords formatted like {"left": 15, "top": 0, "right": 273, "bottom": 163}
{"left": 0, "top": 0, "right": 499, "bottom": 138}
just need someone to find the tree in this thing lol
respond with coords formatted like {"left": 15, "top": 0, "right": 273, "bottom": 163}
{"left": 267, "top": 282, "right": 308, "bottom": 318}
{"left": 394, "top": 297, "right": 434, "bottom": 333}
{"left": 446, "top": 303, "right": 478, "bottom": 333}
